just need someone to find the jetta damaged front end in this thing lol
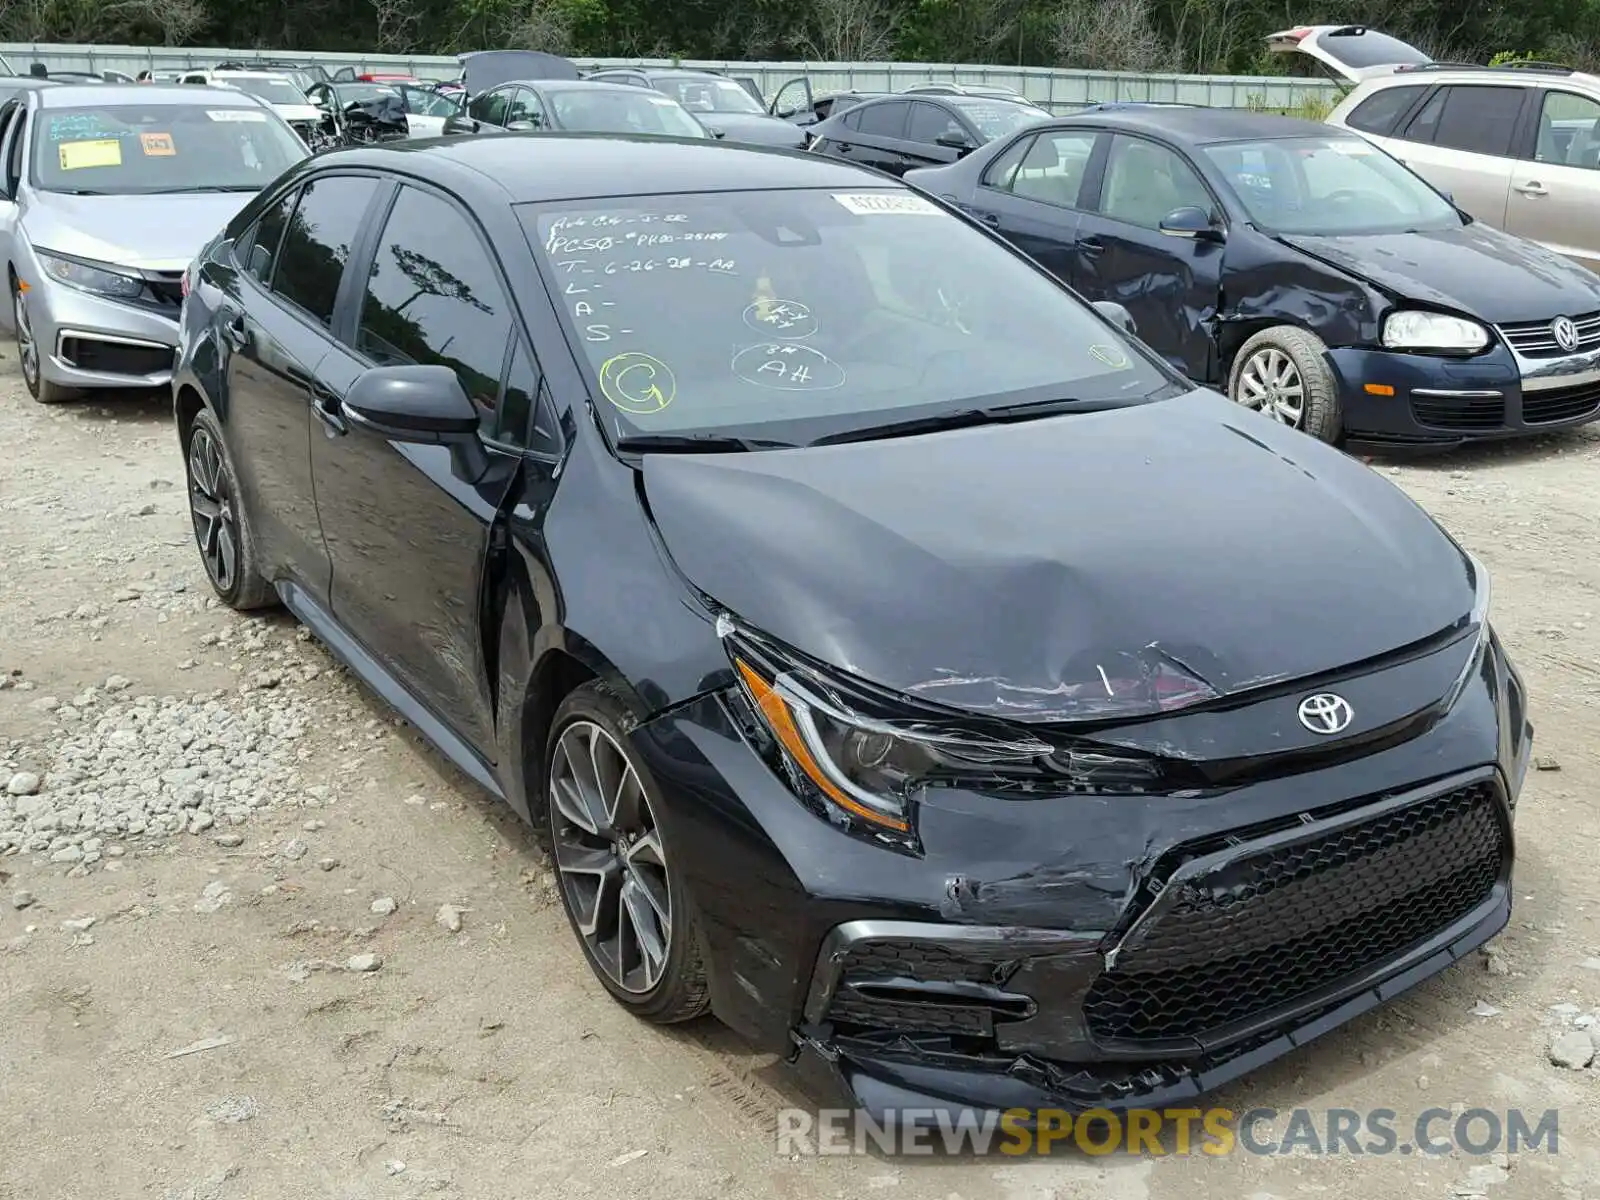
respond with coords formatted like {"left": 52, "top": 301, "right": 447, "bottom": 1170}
{"left": 624, "top": 569, "right": 1530, "bottom": 1119}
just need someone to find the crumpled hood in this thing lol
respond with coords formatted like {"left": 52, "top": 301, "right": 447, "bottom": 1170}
{"left": 698, "top": 111, "right": 806, "bottom": 147}
{"left": 1278, "top": 222, "right": 1600, "bottom": 324}
{"left": 642, "top": 390, "right": 1476, "bottom": 721}
{"left": 25, "top": 192, "right": 256, "bottom": 272}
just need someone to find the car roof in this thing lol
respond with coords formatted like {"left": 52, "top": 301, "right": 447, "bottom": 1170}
{"left": 326, "top": 134, "right": 889, "bottom": 202}
{"left": 526, "top": 80, "right": 676, "bottom": 97}
{"left": 213, "top": 70, "right": 292, "bottom": 78}
{"left": 633, "top": 68, "right": 725, "bottom": 80}
{"left": 1058, "top": 106, "right": 1339, "bottom": 143}
{"left": 36, "top": 84, "right": 266, "bottom": 107}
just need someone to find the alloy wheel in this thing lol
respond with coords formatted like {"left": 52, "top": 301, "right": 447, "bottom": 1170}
{"left": 1236, "top": 347, "right": 1306, "bottom": 428}
{"left": 187, "top": 426, "right": 239, "bottom": 593}
{"left": 14, "top": 289, "right": 39, "bottom": 393}
{"left": 549, "top": 720, "right": 672, "bottom": 995}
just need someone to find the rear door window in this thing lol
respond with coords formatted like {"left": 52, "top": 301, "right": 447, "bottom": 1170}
{"left": 907, "top": 101, "right": 960, "bottom": 145}
{"left": 1403, "top": 85, "right": 1525, "bottom": 157}
{"left": 857, "top": 101, "right": 910, "bottom": 138}
{"left": 271, "top": 174, "right": 381, "bottom": 326}
{"left": 1007, "top": 130, "right": 1098, "bottom": 209}
{"left": 1345, "top": 84, "right": 1427, "bottom": 136}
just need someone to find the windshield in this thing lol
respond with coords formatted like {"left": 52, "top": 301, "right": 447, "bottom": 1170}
{"left": 226, "top": 77, "right": 308, "bottom": 105}
{"left": 1205, "top": 135, "right": 1461, "bottom": 235}
{"left": 33, "top": 104, "right": 308, "bottom": 195}
{"left": 523, "top": 189, "right": 1173, "bottom": 447}
{"left": 654, "top": 77, "right": 764, "bottom": 115}
{"left": 948, "top": 97, "right": 1050, "bottom": 139}
{"left": 548, "top": 89, "right": 707, "bottom": 137}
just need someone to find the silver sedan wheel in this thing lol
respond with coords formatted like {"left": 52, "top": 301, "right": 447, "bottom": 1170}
{"left": 549, "top": 720, "right": 672, "bottom": 995}
{"left": 1236, "top": 346, "right": 1306, "bottom": 428}
{"left": 14, "top": 289, "right": 39, "bottom": 392}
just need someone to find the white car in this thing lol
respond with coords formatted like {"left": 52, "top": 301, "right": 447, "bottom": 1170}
{"left": 179, "top": 69, "right": 322, "bottom": 143}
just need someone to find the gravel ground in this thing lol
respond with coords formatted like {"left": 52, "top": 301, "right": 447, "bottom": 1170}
{"left": 3, "top": 357, "right": 1600, "bottom": 1200}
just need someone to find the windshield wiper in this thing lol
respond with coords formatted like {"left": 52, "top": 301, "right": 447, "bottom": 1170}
{"left": 614, "top": 432, "right": 794, "bottom": 454}
{"left": 811, "top": 397, "right": 1129, "bottom": 446}
{"left": 161, "top": 185, "right": 259, "bottom": 193}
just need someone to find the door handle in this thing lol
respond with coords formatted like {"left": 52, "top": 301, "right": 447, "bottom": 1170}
{"left": 836, "top": 142, "right": 852, "bottom": 152}
{"left": 221, "top": 313, "right": 247, "bottom": 348}
{"left": 1515, "top": 180, "right": 1548, "bottom": 197}
{"left": 309, "top": 386, "right": 346, "bottom": 436}
{"left": 1078, "top": 236, "right": 1105, "bottom": 256}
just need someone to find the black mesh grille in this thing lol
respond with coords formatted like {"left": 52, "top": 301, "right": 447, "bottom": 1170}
{"left": 1083, "top": 781, "right": 1505, "bottom": 1044}
{"left": 1410, "top": 395, "right": 1505, "bottom": 431}
{"left": 1523, "top": 381, "right": 1600, "bottom": 425}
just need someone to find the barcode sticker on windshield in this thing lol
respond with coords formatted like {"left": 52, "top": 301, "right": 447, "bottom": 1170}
{"left": 59, "top": 139, "right": 122, "bottom": 171}
{"left": 832, "top": 192, "right": 941, "bottom": 216}
{"left": 207, "top": 109, "right": 268, "bottom": 122}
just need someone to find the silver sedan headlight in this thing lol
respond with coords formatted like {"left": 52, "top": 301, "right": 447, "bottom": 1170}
{"left": 35, "top": 250, "right": 144, "bottom": 301}
{"left": 1381, "top": 310, "right": 1489, "bottom": 353}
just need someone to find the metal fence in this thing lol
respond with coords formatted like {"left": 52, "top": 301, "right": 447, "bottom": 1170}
{"left": 0, "top": 42, "right": 1341, "bottom": 111}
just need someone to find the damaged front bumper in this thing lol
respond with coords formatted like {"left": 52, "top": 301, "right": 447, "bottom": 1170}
{"left": 788, "top": 766, "right": 1512, "bottom": 1118}
{"left": 629, "top": 619, "right": 1530, "bottom": 1119}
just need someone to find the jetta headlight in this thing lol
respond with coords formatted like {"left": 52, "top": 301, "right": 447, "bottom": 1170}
{"left": 35, "top": 250, "right": 144, "bottom": 300}
{"left": 1382, "top": 310, "right": 1489, "bottom": 353}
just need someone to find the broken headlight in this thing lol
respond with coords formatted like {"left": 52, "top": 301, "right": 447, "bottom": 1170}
{"left": 720, "top": 619, "right": 1186, "bottom": 839}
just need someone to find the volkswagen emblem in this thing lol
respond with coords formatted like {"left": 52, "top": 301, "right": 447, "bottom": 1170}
{"left": 1297, "top": 693, "right": 1354, "bottom": 735}
{"left": 1552, "top": 315, "right": 1580, "bottom": 353}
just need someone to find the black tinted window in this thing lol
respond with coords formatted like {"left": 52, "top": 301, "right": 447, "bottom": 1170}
{"left": 1423, "top": 86, "right": 1524, "bottom": 156}
{"left": 500, "top": 340, "right": 559, "bottom": 453}
{"left": 356, "top": 185, "right": 512, "bottom": 425}
{"left": 840, "top": 107, "right": 863, "bottom": 132}
{"left": 239, "top": 188, "right": 295, "bottom": 285}
{"left": 472, "top": 90, "right": 510, "bottom": 124}
{"left": 857, "top": 101, "right": 909, "bottom": 137}
{"left": 907, "top": 102, "right": 960, "bottom": 144}
{"left": 273, "top": 175, "right": 379, "bottom": 326}
{"left": 1346, "top": 85, "right": 1426, "bottom": 135}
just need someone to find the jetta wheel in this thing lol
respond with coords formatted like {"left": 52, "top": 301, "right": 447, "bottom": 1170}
{"left": 183, "top": 409, "right": 277, "bottom": 610}
{"left": 1228, "top": 325, "right": 1342, "bottom": 444}
{"left": 13, "top": 279, "right": 76, "bottom": 404}
{"left": 545, "top": 681, "right": 709, "bottom": 1022}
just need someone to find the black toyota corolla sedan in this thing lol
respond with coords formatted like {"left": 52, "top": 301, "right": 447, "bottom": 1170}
{"left": 906, "top": 107, "right": 1600, "bottom": 448}
{"left": 173, "top": 134, "right": 1530, "bottom": 1119}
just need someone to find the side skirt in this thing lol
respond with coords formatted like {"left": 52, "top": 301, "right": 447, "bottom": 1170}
{"left": 276, "top": 580, "right": 505, "bottom": 801}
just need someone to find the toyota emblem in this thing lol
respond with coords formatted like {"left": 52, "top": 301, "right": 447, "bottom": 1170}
{"left": 1297, "top": 693, "right": 1354, "bottom": 735}
{"left": 1552, "top": 315, "right": 1580, "bottom": 353}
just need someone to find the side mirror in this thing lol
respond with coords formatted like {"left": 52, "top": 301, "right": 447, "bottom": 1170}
{"left": 443, "top": 115, "right": 478, "bottom": 136}
{"left": 705, "top": 125, "right": 726, "bottom": 139}
{"left": 1158, "top": 206, "right": 1223, "bottom": 241}
{"left": 345, "top": 365, "right": 481, "bottom": 443}
{"left": 505, "top": 119, "right": 536, "bottom": 132}
{"left": 1092, "top": 300, "right": 1137, "bottom": 335}
{"left": 936, "top": 132, "right": 975, "bottom": 151}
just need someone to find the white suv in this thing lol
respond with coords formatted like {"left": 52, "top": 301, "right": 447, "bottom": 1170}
{"left": 1270, "top": 25, "right": 1600, "bottom": 274}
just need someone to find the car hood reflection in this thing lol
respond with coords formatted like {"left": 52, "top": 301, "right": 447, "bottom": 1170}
{"left": 641, "top": 389, "right": 1476, "bottom": 721}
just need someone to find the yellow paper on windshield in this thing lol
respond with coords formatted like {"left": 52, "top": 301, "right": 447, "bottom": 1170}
{"left": 59, "top": 138, "right": 122, "bottom": 170}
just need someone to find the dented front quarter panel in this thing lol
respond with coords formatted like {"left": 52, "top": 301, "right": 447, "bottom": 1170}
{"left": 1216, "top": 225, "right": 1385, "bottom": 364}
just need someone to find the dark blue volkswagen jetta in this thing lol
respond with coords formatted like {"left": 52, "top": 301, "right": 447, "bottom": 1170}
{"left": 907, "top": 107, "right": 1600, "bottom": 448}
{"left": 173, "top": 133, "right": 1531, "bottom": 1120}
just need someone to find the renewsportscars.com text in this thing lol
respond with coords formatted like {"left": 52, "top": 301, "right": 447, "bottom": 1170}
{"left": 777, "top": 1106, "right": 1560, "bottom": 1157}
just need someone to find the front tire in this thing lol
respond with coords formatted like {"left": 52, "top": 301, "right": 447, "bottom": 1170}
{"left": 184, "top": 408, "right": 277, "bottom": 611}
{"left": 545, "top": 680, "right": 710, "bottom": 1024}
{"left": 13, "top": 278, "right": 78, "bottom": 404}
{"left": 1228, "top": 326, "right": 1343, "bottom": 444}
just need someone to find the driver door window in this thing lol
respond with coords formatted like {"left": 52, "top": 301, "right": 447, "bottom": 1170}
{"left": 471, "top": 89, "right": 510, "bottom": 126}
{"left": 505, "top": 88, "right": 546, "bottom": 128}
{"left": 1096, "top": 135, "right": 1212, "bottom": 228}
